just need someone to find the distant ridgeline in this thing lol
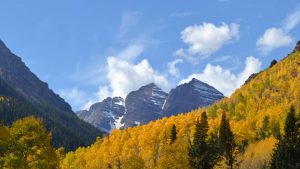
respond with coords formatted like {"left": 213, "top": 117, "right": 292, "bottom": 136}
{"left": 77, "top": 79, "right": 224, "bottom": 133}
{"left": 0, "top": 40, "right": 103, "bottom": 151}
{"left": 61, "top": 42, "right": 300, "bottom": 169}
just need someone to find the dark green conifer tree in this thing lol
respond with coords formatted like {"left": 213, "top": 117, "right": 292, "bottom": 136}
{"left": 170, "top": 124, "right": 177, "bottom": 144}
{"left": 219, "top": 112, "right": 238, "bottom": 169}
{"left": 189, "top": 112, "right": 217, "bottom": 169}
{"left": 270, "top": 106, "right": 300, "bottom": 169}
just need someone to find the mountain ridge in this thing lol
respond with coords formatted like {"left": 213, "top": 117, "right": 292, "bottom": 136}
{"left": 78, "top": 78, "right": 224, "bottom": 132}
{"left": 62, "top": 41, "right": 300, "bottom": 169}
{"left": 161, "top": 78, "right": 224, "bottom": 117}
{"left": 0, "top": 40, "right": 103, "bottom": 151}
{"left": 0, "top": 39, "right": 72, "bottom": 113}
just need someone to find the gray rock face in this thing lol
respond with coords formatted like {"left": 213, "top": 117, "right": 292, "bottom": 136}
{"left": 0, "top": 40, "right": 72, "bottom": 112}
{"left": 77, "top": 97, "right": 125, "bottom": 133}
{"left": 122, "top": 83, "right": 168, "bottom": 128}
{"left": 78, "top": 79, "right": 224, "bottom": 132}
{"left": 161, "top": 78, "right": 224, "bottom": 117}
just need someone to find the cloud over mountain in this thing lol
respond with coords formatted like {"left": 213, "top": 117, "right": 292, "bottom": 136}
{"left": 180, "top": 56, "right": 261, "bottom": 96}
{"left": 107, "top": 57, "right": 170, "bottom": 98}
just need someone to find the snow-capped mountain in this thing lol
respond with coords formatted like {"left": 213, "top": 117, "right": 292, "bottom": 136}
{"left": 122, "top": 83, "right": 168, "bottom": 128}
{"left": 77, "top": 97, "right": 125, "bottom": 133}
{"left": 77, "top": 78, "right": 224, "bottom": 133}
{"left": 161, "top": 78, "right": 224, "bottom": 117}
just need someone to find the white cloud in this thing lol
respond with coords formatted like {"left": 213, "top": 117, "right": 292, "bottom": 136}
{"left": 175, "top": 22, "right": 239, "bottom": 60}
{"left": 256, "top": 5, "right": 300, "bottom": 55}
{"left": 116, "top": 43, "right": 144, "bottom": 61}
{"left": 81, "top": 100, "right": 94, "bottom": 111}
{"left": 107, "top": 57, "right": 170, "bottom": 97}
{"left": 76, "top": 86, "right": 111, "bottom": 111}
{"left": 256, "top": 28, "right": 292, "bottom": 55}
{"left": 180, "top": 56, "right": 261, "bottom": 96}
{"left": 96, "top": 85, "right": 111, "bottom": 101}
{"left": 167, "top": 59, "right": 183, "bottom": 77}
{"left": 58, "top": 87, "right": 89, "bottom": 111}
{"left": 283, "top": 5, "right": 300, "bottom": 32}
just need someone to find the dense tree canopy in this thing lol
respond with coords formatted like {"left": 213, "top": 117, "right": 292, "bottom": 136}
{"left": 0, "top": 116, "right": 60, "bottom": 169}
{"left": 60, "top": 51, "right": 300, "bottom": 169}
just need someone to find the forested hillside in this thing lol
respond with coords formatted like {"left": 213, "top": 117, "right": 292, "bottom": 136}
{"left": 0, "top": 40, "right": 103, "bottom": 151}
{"left": 61, "top": 48, "right": 300, "bottom": 168}
{"left": 0, "top": 78, "right": 102, "bottom": 151}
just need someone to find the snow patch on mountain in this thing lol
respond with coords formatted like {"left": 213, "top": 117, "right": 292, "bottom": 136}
{"left": 115, "top": 115, "right": 124, "bottom": 129}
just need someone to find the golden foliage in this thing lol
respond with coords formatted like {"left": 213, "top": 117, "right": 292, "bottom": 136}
{"left": 62, "top": 52, "right": 300, "bottom": 168}
{"left": 240, "top": 137, "right": 276, "bottom": 169}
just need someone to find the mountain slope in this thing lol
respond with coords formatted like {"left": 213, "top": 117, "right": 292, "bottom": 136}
{"left": 77, "top": 97, "right": 125, "bottom": 133}
{"left": 78, "top": 80, "right": 223, "bottom": 132}
{"left": 0, "top": 40, "right": 102, "bottom": 151}
{"left": 161, "top": 78, "right": 224, "bottom": 117}
{"left": 62, "top": 43, "right": 300, "bottom": 168}
{"left": 0, "top": 40, "right": 72, "bottom": 113}
{"left": 122, "top": 83, "right": 168, "bottom": 128}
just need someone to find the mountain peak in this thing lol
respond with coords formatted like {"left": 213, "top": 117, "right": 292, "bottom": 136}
{"left": 0, "top": 40, "right": 72, "bottom": 112}
{"left": 143, "top": 82, "right": 157, "bottom": 88}
{"left": 191, "top": 78, "right": 199, "bottom": 82}
{"left": 77, "top": 96, "right": 125, "bottom": 132}
{"left": 189, "top": 78, "right": 206, "bottom": 86}
{"left": 137, "top": 83, "right": 165, "bottom": 94}
{"left": 162, "top": 78, "right": 224, "bottom": 117}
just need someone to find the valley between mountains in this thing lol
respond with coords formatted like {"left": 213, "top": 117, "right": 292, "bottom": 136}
{"left": 0, "top": 40, "right": 299, "bottom": 169}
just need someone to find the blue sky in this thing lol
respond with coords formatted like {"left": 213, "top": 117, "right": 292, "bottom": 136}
{"left": 0, "top": 0, "right": 299, "bottom": 111}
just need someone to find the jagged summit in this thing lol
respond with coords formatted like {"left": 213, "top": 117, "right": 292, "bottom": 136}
{"left": 77, "top": 97, "right": 125, "bottom": 133}
{"left": 78, "top": 80, "right": 224, "bottom": 132}
{"left": 189, "top": 78, "right": 224, "bottom": 96}
{"left": 161, "top": 78, "right": 224, "bottom": 117}
{"left": 122, "top": 83, "right": 168, "bottom": 128}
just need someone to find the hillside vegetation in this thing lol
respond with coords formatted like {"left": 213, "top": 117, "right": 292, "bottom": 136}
{"left": 60, "top": 51, "right": 300, "bottom": 169}
{"left": 0, "top": 40, "right": 103, "bottom": 151}
{"left": 0, "top": 116, "right": 62, "bottom": 169}
{"left": 0, "top": 78, "right": 102, "bottom": 151}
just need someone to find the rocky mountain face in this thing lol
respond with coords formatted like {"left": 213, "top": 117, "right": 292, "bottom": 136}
{"left": 161, "top": 78, "right": 224, "bottom": 117}
{"left": 77, "top": 97, "right": 125, "bottom": 133}
{"left": 122, "top": 83, "right": 168, "bottom": 128}
{"left": 0, "top": 40, "right": 102, "bottom": 150}
{"left": 78, "top": 79, "right": 224, "bottom": 132}
{"left": 0, "top": 40, "right": 72, "bottom": 113}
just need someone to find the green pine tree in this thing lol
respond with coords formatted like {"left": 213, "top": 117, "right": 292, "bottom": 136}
{"left": 219, "top": 112, "right": 238, "bottom": 169}
{"left": 270, "top": 106, "right": 300, "bottom": 169}
{"left": 189, "top": 112, "right": 217, "bottom": 169}
{"left": 170, "top": 124, "right": 177, "bottom": 144}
